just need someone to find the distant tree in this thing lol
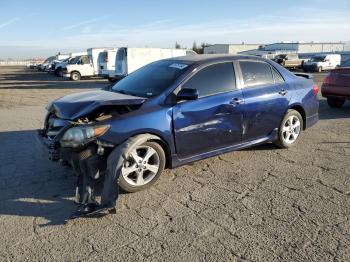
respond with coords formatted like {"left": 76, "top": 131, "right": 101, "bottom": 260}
{"left": 192, "top": 41, "right": 198, "bottom": 53}
{"left": 191, "top": 42, "right": 211, "bottom": 54}
{"left": 175, "top": 42, "right": 182, "bottom": 49}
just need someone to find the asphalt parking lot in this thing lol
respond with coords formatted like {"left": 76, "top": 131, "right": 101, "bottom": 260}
{"left": 0, "top": 67, "right": 349, "bottom": 262}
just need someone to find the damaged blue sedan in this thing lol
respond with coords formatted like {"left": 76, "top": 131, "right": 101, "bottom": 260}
{"left": 38, "top": 55, "right": 319, "bottom": 193}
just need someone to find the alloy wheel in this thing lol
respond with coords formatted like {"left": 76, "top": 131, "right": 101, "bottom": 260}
{"left": 121, "top": 146, "right": 160, "bottom": 186}
{"left": 282, "top": 115, "right": 301, "bottom": 144}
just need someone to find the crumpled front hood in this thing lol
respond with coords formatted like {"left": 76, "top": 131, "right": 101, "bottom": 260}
{"left": 51, "top": 90, "right": 146, "bottom": 120}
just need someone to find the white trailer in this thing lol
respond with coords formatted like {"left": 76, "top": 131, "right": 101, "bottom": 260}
{"left": 108, "top": 48, "right": 190, "bottom": 81}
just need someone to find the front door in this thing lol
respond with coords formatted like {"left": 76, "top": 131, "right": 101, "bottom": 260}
{"left": 173, "top": 62, "right": 244, "bottom": 159}
{"left": 80, "top": 55, "right": 94, "bottom": 76}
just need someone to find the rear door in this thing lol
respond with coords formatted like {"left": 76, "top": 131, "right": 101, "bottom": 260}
{"left": 238, "top": 60, "right": 290, "bottom": 142}
{"left": 98, "top": 51, "right": 108, "bottom": 74}
{"left": 173, "top": 62, "right": 244, "bottom": 159}
{"left": 115, "top": 48, "right": 127, "bottom": 76}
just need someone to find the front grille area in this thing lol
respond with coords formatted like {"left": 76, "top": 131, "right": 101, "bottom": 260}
{"left": 45, "top": 113, "right": 71, "bottom": 140}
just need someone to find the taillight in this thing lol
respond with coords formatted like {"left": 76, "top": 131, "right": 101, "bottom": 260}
{"left": 323, "top": 73, "right": 331, "bottom": 85}
{"left": 312, "top": 84, "right": 319, "bottom": 94}
{"left": 105, "top": 53, "right": 108, "bottom": 63}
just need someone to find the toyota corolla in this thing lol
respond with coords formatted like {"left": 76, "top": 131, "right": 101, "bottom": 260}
{"left": 37, "top": 55, "right": 319, "bottom": 192}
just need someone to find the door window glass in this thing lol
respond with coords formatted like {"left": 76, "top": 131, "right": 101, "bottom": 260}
{"left": 81, "top": 56, "right": 90, "bottom": 64}
{"left": 184, "top": 62, "right": 236, "bottom": 97}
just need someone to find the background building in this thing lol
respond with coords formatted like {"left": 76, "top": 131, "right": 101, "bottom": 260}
{"left": 204, "top": 42, "right": 345, "bottom": 55}
{"left": 263, "top": 42, "right": 345, "bottom": 53}
{"left": 204, "top": 44, "right": 263, "bottom": 54}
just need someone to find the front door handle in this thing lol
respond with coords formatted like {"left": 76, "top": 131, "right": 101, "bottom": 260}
{"left": 230, "top": 98, "right": 244, "bottom": 105}
{"left": 279, "top": 89, "right": 288, "bottom": 96}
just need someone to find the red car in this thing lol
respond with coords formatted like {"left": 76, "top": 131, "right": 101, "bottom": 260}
{"left": 322, "top": 59, "right": 350, "bottom": 108}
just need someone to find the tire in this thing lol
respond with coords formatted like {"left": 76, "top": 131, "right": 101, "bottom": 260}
{"left": 118, "top": 141, "right": 165, "bottom": 193}
{"left": 55, "top": 68, "right": 62, "bottom": 77}
{"left": 70, "top": 71, "right": 81, "bottom": 81}
{"left": 274, "top": 109, "right": 303, "bottom": 148}
{"left": 108, "top": 77, "right": 117, "bottom": 83}
{"left": 327, "top": 98, "right": 345, "bottom": 108}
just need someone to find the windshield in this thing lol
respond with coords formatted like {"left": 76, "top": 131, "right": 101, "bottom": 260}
{"left": 340, "top": 59, "right": 350, "bottom": 67}
{"left": 43, "top": 56, "right": 55, "bottom": 63}
{"left": 112, "top": 60, "right": 191, "bottom": 98}
{"left": 69, "top": 56, "right": 80, "bottom": 64}
{"left": 310, "top": 56, "right": 326, "bottom": 62}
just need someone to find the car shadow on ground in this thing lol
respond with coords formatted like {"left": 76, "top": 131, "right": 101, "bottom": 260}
{"left": 0, "top": 97, "right": 348, "bottom": 227}
{"left": 0, "top": 67, "right": 110, "bottom": 90}
{"left": 0, "top": 129, "right": 110, "bottom": 226}
{"left": 318, "top": 99, "right": 350, "bottom": 120}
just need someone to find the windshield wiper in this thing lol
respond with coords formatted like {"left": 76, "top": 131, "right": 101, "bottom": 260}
{"left": 115, "top": 89, "right": 138, "bottom": 97}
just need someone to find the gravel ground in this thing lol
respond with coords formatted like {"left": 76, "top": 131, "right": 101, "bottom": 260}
{"left": 0, "top": 66, "right": 349, "bottom": 262}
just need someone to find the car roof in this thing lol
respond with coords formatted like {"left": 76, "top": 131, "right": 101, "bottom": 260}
{"left": 166, "top": 54, "right": 268, "bottom": 65}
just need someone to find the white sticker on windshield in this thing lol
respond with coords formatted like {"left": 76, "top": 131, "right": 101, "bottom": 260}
{"left": 169, "top": 63, "right": 188, "bottom": 70}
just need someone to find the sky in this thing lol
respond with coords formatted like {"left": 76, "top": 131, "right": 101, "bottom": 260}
{"left": 0, "top": 0, "right": 349, "bottom": 59}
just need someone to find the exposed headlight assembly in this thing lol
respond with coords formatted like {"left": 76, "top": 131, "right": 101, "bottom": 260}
{"left": 60, "top": 125, "right": 110, "bottom": 148}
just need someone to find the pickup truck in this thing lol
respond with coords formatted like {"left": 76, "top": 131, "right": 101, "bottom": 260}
{"left": 273, "top": 54, "right": 303, "bottom": 69}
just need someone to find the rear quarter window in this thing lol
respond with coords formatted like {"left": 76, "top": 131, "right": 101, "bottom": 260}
{"left": 271, "top": 66, "right": 285, "bottom": 83}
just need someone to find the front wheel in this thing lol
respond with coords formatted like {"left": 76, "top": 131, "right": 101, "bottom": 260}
{"left": 327, "top": 98, "right": 345, "bottom": 108}
{"left": 119, "top": 141, "right": 165, "bottom": 193}
{"left": 274, "top": 109, "right": 303, "bottom": 148}
{"left": 70, "top": 71, "right": 81, "bottom": 81}
{"left": 55, "top": 68, "right": 62, "bottom": 77}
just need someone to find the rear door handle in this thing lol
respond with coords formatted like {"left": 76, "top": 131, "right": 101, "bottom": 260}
{"left": 279, "top": 89, "right": 288, "bottom": 96}
{"left": 230, "top": 98, "right": 244, "bottom": 105}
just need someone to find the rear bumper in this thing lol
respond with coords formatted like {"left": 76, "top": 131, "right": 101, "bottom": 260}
{"left": 305, "top": 113, "right": 319, "bottom": 129}
{"left": 321, "top": 85, "right": 350, "bottom": 99}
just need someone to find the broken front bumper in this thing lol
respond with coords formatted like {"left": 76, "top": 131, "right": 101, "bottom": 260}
{"left": 36, "top": 129, "right": 60, "bottom": 161}
{"left": 36, "top": 128, "right": 110, "bottom": 175}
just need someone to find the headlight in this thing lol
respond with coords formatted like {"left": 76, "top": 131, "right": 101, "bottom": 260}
{"left": 60, "top": 125, "right": 110, "bottom": 148}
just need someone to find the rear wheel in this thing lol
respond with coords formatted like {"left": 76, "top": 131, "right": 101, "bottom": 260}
{"left": 327, "top": 98, "right": 345, "bottom": 108}
{"left": 70, "top": 71, "right": 81, "bottom": 81}
{"left": 274, "top": 109, "right": 303, "bottom": 148}
{"left": 119, "top": 141, "right": 165, "bottom": 193}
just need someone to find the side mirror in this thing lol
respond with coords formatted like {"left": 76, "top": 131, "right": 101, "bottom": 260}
{"left": 177, "top": 88, "right": 199, "bottom": 101}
